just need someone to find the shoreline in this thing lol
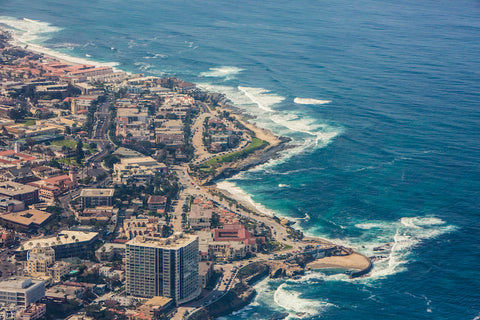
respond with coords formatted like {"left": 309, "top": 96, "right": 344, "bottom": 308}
{"left": 1, "top": 25, "right": 121, "bottom": 69}
{"left": 5, "top": 25, "right": 366, "bottom": 259}
{"left": 2, "top": 26, "right": 373, "bottom": 317}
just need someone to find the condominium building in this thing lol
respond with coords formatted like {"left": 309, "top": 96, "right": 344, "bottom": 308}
{"left": 188, "top": 203, "right": 213, "bottom": 229}
{"left": 0, "top": 182, "right": 39, "bottom": 205}
{"left": 26, "top": 247, "right": 55, "bottom": 278}
{"left": 80, "top": 189, "right": 115, "bottom": 208}
{"left": 0, "top": 278, "right": 45, "bottom": 307}
{"left": 125, "top": 233, "right": 200, "bottom": 305}
{"left": 113, "top": 157, "right": 167, "bottom": 184}
{"left": 16, "top": 230, "right": 99, "bottom": 260}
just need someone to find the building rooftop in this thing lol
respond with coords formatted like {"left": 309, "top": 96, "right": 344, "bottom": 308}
{"left": 190, "top": 204, "right": 213, "bottom": 219}
{"left": 142, "top": 296, "right": 173, "bottom": 308}
{"left": 147, "top": 195, "right": 167, "bottom": 204}
{"left": 1, "top": 209, "right": 51, "bottom": 227}
{"left": 0, "top": 181, "right": 38, "bottom": 196}
{"left": 80, "top": 188, "right": 115, "bottom": 198}
{"left": 113, "top": 147, "right": 144, "bottom": 158}
{"left": 96, "top": 243, "right": 126, "bottom": 252}
{"left": 127, "top": 233, "right": 198, "bottom": 250}
{"left": 18, "top": 230, "right": 98, "bottom": 251}
{"left": 0, "top": 277, "right": 43, "bottom": 291}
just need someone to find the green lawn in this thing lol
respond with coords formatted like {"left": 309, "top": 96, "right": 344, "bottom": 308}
{"left": 52, "top": 140, "right": 77, "bottom": 149}
{"left": 18, "top": 119, "right": 36, "bottom": 126}
{"left": 200, "top": 138, "right": 269, "bottom": 168}
{"left": 58, "top": 156, "right": 81, "bottom": 166}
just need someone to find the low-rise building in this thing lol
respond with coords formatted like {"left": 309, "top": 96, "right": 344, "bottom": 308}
{"left": 146, "top": 195, "right": 167, "bottom": 211}
{"left": 123, "top": 215, "right": 167, "bottom": 240}
{"left": 0, "top": 278, "right": 45, "bottom": 307}
{"left": 198, "top": 262, "right": 214, "bottom": 289}
{"left": 26, "top": 247, "right": 55, "bottom": 278}
{"left": 113, "top": 157, "right": 167, "bottom": 184}
{"left": 0, "top": 181, "right": 39, "bottom": 205}
{"left": 0, "top": 209, "right": 52, "bottom": 231}
{"left": 80, "top": 189, "right": 115, "bottom": 208}
{"left": 50, "top": 261, "right": 71, "bottom": 283}
{"left": 95, "top": 243, "right": 126, "bottom": 262}
{"left": 76, "top": 206, "right": 118, "bottom": 224}
{"left": 31, "top": 166, "right": 62, "bottom": 179}
{"left": 0, "top": 196, "right": 25, "bottom": 214}
{"left": 0, "top": 167, "right": 36, "bottom": 184}
{"left": 16, "top": 303, "right": 46, "bottom": 320}
{"left": 188, "top": 203, "right": 213, "bottom": 229}
{"left": 137, "top": 296, "right": 174, "bottom": 319}
{"left": 0, "top": 151, "right": 37, "bottom": 168}
{"left": 16, "top": 231, "right": 99, "bottom": 260}
{"left": 69, "top": 96, "right": 97, "bottom": 114}
{"left": 28, "top": 174, "right": 77, "bottom": 201}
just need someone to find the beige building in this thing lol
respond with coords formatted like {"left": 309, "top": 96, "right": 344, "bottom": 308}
{"left": 113, "top": 157, "right": 167, "bottom": 183}
{"left": 80, "top": 188, "right": 115, "bottom": 208}
{"left": 50, "top": 262, "right": 71, "bottom": 283}
{"left": 137, "top": 296, "right": 174, "bottom": 319}
{"left": 26, "top": 247, "right": 55, "bottom": 278}
{"left": 188, "top": 204, "right": 213, "bottom": 229}
{"left": 70, "top": 96, "right": 96, "bottom": 114}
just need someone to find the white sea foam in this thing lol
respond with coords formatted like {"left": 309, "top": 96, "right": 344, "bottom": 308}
{"left": 278, "top": 184, "right": 290, "bottom": 188}
{"left": 0, "top": 16, "right": 120, "bottom": 68}
{"left": 144, "top": 53, "right": 168, "bottom": 59}
{"left": 0, "top": 16, "right": 61, "bottom": 43}
{"left": 134, "top": 62, "right": 153, "bottom": 71}
{"left": 238, "top": 86, "right": 284, "bottom": 112}
{"left": 216, "top": 180, "right": 276, "bottom": 216}
{"left": 270, "top": 113, "right": 340, "bottom": 146}
{"left": 200, "top": 66, "right": 243, "bottom": 79}
{"left": 273, "top": 283, "right": 334, "bottom": 317}
{"left": 355, "top": 222, "right": 386, "bottom": 229}
{"left": 294, "top": 97, "right": 331, "bottom": 105}
{"left": 303, "top": 216, "right": 456, "bottom": 282}
{"left": 362, "top": 217, "right": 455, "bottom": 280}
{"left": 197, "top": 83, "right": 341, "bottom": 158}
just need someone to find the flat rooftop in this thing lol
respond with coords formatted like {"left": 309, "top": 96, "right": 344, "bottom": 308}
{"left": 18, "top": 230, "right": 98, "bottom": 251}
{"left": 0, "top": 277, "right": 43, "bottom": 291}
{"left": 142, "top": 296, "right": 173, "bottom": 308}
{"left": 0, "top": 209, "right": 51, "bottom": 227}
{"left": 190, "top": 204, "right": 213, "bottom": 219}
{"left": 127, "top": 233, "right": 197, "bottom": 250}
{"left": 0, "top": 181, "right": 38, "bottom": 195}
{"left": 80, "top": 188, "right": 115, "bottom": 198}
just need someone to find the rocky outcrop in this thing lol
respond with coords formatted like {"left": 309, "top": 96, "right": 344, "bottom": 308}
{"left": 203, "top": 281, "right": 257, "bottom": 318}
{"left": 266, "top": 261, "right": 305, "bottom": 279}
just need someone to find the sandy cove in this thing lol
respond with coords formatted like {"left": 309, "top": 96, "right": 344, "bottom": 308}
{"left": 306, "top": 253, "right": 371, "bottom": 271}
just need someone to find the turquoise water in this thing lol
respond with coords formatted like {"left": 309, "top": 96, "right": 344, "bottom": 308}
{"left": 1, "top": 0, "right": 480, "bottom": 318}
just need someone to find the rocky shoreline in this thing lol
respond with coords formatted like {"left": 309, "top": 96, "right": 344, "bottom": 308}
{"left": 188, "top": 251, "right": 372, "bottom": 319}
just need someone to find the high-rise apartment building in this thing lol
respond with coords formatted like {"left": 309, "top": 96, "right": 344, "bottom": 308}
{"left": 125, "top": 233, "right": 200, "bottom": 305}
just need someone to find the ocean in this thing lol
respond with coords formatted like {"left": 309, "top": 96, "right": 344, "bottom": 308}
{"left": 1, "top": 0, "right": 479, "bottom": 318}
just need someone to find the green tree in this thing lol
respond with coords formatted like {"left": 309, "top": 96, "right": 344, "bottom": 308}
{"left": 76, "top": 140, "right": 84, "bottom": 164}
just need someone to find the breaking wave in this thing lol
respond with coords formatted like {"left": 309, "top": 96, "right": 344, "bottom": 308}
{"left": 200, "top": 66, "right": 243, "bottom": 80}
{"left": 294, "top": 97, "right": 332, "bottom": 105}
{"left": 0, "top": 16, "right": 119, "bottom": 68}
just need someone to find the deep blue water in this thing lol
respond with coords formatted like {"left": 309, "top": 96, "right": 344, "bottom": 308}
{"left": 1, "top": 0, "right": 480, "bottom": 318}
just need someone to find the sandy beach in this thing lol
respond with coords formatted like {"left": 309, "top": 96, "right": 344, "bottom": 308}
{"left": 306, "top": 253, "right": 371, "bottom": 271}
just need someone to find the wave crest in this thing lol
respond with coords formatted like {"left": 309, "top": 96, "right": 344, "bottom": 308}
{"left": 200, "top": 66, "right": 243, "bottom": 79}
{"left": 294, "top": 97, "right": 331, "bottom": 105}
